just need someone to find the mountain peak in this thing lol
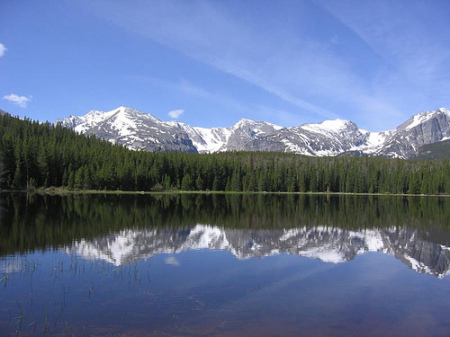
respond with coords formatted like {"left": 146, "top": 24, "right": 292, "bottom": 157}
{"left": 234, "top": 118, "right": 256, "bottom": 127}
{"left": 56, "top": 106, "right": 197, "bottom": 153}
{"left": 56, "top": 106, "right": 450, "bottom": 159}
{"left": 114, "top": 106, "right": 144, "bottom": 115}
{"left": 438, "top": 107, "right": 450, "bottom": 115}
{"left": 300, "top": 119, "right": 356, "bottom": 135}
{"left": 233, "top": 118, "right": 283, "bottom": 131}
{"left": 86, "top": 106, "right": 163, "bottom": 124}
{"left": 403, "top": 107, "right": 450, "bottom": 131}
{"left": 318, "top": 119, "right": 354, "bottom": 130}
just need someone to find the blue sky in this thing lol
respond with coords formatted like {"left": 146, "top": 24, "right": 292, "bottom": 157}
{"left": 1, "top": 0, "right": 450, "bottom": 131}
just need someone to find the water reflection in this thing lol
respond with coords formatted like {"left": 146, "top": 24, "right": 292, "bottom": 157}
{"left": 2, "top": 193, "right": 450, "bottom": 253}
{"left": 68, "top": 225, "right": 450, "bottom": 278}
{"left": 2, "top": 193, "right": 450, "bottom": 336}
{"left": 2, "top": 193, "right": 450, "bottom": 278}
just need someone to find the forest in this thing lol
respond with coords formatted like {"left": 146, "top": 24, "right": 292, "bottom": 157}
{"left": 1, "top": 112, "right": 450, "bottom": 195}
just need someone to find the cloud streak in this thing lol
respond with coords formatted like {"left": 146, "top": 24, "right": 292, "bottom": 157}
{"left": 133, "top": 75, "right": 304, "bottom": 126}
{"left": 3, "top": 94, "right": 31, "bottom": 108}
{"left": 85, "top": 1, "right": 340, "bottom": 121}
{"left": 314, "top": 0, "right": 450, "bottom": 106}
{"left": 0, "top": 43, "right": 7, "bottom": 57}
{"left": 84, "top": 0, "right": 450, "bottom": 130}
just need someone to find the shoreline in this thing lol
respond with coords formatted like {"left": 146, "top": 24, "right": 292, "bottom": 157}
{"left": 1, "top": 187, "right": 449, "bottom": 198}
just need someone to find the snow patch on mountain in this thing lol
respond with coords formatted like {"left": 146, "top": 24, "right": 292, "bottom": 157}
{"left": 300, "top": 119, "right": 353, "bottom": 135}
{"left": 405, "top": 108, "right": 450, "bottom": 131}
{"left": 173, "top": 118, "right": 283, "bottom": 153}
{"left": 57, "top": 106, "right": 450, "bottom": 159}
{"left": 169, "top": 122, "right": 232, "bottom": 153}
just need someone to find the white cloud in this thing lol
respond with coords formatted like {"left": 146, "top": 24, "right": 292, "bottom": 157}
{"left": 3, "top": 94, "right": 31, "bottom": 108}
{"left": 168, "top": 109, "right": 184, "bottom": 119}
{"left": 0, "top": 43, "right": 6, "bottom": 57}
{"left": 164, "top": 256, "right": 179, "bottom": 266}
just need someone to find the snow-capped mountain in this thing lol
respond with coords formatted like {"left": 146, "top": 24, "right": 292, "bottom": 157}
{"left": 169, "top": 118, "right": 283, "bottom": 153}
{"left": 376, "top": 108, "right": 450, "bottom": 158}
{"left": 68, "top": 225, "right": 450, "bottom": 278}
{"left": 56, "top": 106, "right": 450, "bottom": 159}
{"left": 247, "top": 119, "right": 386, "bottom": 156}
{"left": 56, "top": 106, "right": 197, "bottom": 153}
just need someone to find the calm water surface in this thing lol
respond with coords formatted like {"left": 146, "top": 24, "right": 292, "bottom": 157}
{"left": 1, "top": 193, "right": 450, "bottom": 336}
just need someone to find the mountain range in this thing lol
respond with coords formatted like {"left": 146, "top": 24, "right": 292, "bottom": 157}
{"left": 56, "top": 106, "right": 450, "bottom": 159}
{"left": 68, "top": 225, "right": 450, "bottom": 278}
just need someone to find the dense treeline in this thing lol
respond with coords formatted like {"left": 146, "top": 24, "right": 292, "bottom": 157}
{"left": 1, "top": 113, "right": 450, "bottom": 194}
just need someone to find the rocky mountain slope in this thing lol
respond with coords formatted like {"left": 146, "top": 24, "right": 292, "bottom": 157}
{"left": 377, "top": 108, "right": 450, "bottom": 158}
{"left": 68, "top": 225, "right": 450, "bottom": 278}
{"left": 414, "top": 139, "right": 450, "bottom": 160}
{"left": 56, "top": 106, "right": 197, "bottom": 153}
{"left": 56, "top": 106, "right": 450, "bottom": 159}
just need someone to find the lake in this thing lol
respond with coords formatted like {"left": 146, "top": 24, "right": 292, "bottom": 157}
{"left": 1, "top": 193, "right": 450, "bottom": 336}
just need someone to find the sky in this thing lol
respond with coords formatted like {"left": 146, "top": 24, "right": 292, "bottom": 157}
{"left": 1, "top": 0, "right": 450, "bottom": 131}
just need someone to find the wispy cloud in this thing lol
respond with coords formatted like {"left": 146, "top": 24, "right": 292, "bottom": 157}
{"left": 85, "top": 1, "right": 339, "bottom": 121}
{"left": 177, "top": 79, "right": 252, "bottom": 115}
{"left": 254, "top": 105, "right": 306, "bottom": 127}
{"left": 133, "top": 75, "right": 302, "bottom": 126}
{"left": 164, "top": 256, "right": 179, "bottom": 267}
{"left": 168, "top": 109, "right": 184, "bottom": 119}
{"left": 0, "top": 43, "right": 7, "bottom": 57}
{"left": 316, "top": 0, "right": 449, "bottom": 80}
{"left": 86, "top": 0, "right": 449, "bottom": 130}
{"left": 314, "top": 0, "right": 450, "bottom": 105}
{"left": 132, "top": 75, "right": 250, "bottom": 117}
{"left": 3, "top": 94, "right": 31, "bottom": 108}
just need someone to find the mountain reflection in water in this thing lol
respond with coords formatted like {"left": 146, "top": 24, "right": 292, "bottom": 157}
{"left": 2, "top": 193, "right": 450, "bottom": 277}
{"left": 2, "top": 193, "right": 450, "bottom": 336}
{"left": 69, "top": 225, "right": 450, "bottom": 278}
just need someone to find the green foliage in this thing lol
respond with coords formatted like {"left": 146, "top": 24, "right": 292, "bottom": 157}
{"left": 1, "top": 112, "right": 450, "bottom": 195}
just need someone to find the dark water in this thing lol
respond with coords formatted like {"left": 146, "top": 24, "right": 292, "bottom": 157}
{"left": 1, "top": 193, "right": 450, "bottom": 336}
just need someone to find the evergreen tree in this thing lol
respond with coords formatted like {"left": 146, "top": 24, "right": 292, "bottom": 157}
{"left": 1, "top": 112, "right": 450, "bottom": 195}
